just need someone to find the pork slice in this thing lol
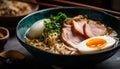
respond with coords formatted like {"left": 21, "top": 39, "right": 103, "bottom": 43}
{"left": 84, "top": 20, "right": 107, "bottom": 37}
{"left": 84, "top": 23, "right": 95, "bottom": 37}
{"left": 72, "top": 19, "right": 87, "bottom": 36}
{"left": 62, "top": 19, "right": 74, "bottom": 27}
{"left": 61, "top": 27, "right": 86, "bottom": 48}
{"left": 63, "top": 21, "right": 71, "bottom": 27}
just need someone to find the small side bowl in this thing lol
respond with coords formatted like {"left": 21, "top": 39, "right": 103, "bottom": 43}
{"left": 0, "top": 27, "right": 9, "bottom": 50}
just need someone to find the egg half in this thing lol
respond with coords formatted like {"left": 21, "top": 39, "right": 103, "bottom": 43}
{"left": 76, "top": 36, "right": 116, "bottom": 54}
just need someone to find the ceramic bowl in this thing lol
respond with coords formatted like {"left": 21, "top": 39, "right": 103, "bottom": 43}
{"left": 16, "top": 7, "right": 120, "bottom": 67}
{"left": 0, "top": 0, "right": 39, "bottom": 28}
{"left": 0, "top": 27, "right": 9, "bottom": 50}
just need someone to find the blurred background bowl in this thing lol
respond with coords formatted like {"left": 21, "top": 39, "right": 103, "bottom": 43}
{"left": 0, "top": 27, "right": 9, "bottom": 51}
{"left": 0, "top": 0, "right": 39, "bottom": 30}
{"left": 16, "top": 7, "right": 120, "bottom": 67}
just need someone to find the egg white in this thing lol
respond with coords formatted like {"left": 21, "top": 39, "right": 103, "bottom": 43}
{"left": 26, "top": 19, "right": 50, "bottom": 39}
{"left": 76, "top": 36, "right": 116, "bottom": 54}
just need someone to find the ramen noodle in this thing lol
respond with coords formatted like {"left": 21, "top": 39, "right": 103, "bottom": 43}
{"left": 25, "top": 33, "right": 77, "bottom": 55}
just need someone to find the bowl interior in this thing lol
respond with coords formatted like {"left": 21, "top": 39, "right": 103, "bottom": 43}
{"left": 17, "top": 7, "right": 120, "bottom": 44}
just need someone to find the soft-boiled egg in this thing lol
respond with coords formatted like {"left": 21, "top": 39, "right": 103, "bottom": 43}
{"left": 76, "top": 36, "right": 116, "bottom": 54}
{"left": 26, "top": 19, "right": 50, "bottom": 39}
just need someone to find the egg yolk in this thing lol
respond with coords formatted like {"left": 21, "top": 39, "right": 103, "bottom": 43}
{"left": 86, "top": 38, "right": 107, "bottom": 48}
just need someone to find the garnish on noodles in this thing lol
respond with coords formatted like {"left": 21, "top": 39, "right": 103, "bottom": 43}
{"left": 25, "top": 12, "right": 119, "bottom": 55}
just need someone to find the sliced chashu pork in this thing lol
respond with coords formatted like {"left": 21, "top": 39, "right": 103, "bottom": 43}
{"left": 61, "top": 17, "right": 107, "bottom": 48}
{"left": 72, "top": 19, "right": 87, "bottom": 36}
{"left": 72, "top": 18, "right": 107, "bottom": 38}
{"left": 62, "top": 19, "right": 74, "bottom": 27}
{"left": 84, "top": 20, "right": 107, "bottom": 37}
{"left": 61, "top": 27, "right": 86, "bottom": 48}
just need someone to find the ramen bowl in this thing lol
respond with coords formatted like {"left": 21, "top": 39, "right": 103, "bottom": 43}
{"left": 16, "top": 7, "right": 120, "bottom": 67}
